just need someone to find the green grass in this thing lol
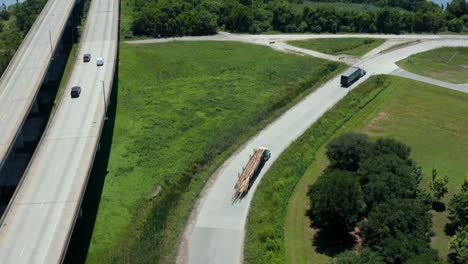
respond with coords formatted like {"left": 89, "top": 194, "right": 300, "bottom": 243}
{"left": 85, "top": 41, "right": 345, "bottom": 263}
{"left": 288, "top": 38, "right": 385, "bottom": 57}
{"left": 397, "top": 47, "right": 468, "bottom": 84}
{"left": 246, "top": 75, "right": 468, "bottom": 264}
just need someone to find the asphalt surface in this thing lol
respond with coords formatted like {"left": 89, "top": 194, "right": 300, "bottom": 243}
{"left": 0, "top": 0, "right": 76, "bottom": 171}
{"left": 0, "top": 0, "right": 119, "bottom": 263}
{"left": 175, "top": 35, "right": 468, "bottom": 264}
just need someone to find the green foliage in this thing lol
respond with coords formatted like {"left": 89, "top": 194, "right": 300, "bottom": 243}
{"left": 86, "top": 41, "right": 345, "bottom": 264}
{"left": 309, "top": 170, "right": 366, "bottom": 231}
{"left": 362, "top": 199, "right": 432, "bottom": 251}
{"left": 448, "top": 227, "right": 468, "bottom": 264}
{"left": 326, "top": 133, "right": 371, "bottom": 171}
{"left": 372, "top": 138, "right": 411, "bottom": 160}
{"left": 447, "top": 191, "right": 468, "bottom": 232}
{"left": 311, "top": 132, "right": 434, "bottom": 263}
{"left": 417, "top": 188, "right": 435, "bottom": 209}
{"left": 448, "top": 18, "right": 464, "bottom": 33}
{"left": 128, "top": 0, "right": 465, "bottom": 38}
{"left": 132, "top": 0, "right": 218, "bottom": 37}
{"left": 244, "top": 76, "right": 391, "bottom": 264}
{"left": 14, "top": 0, "right": 47, "bottom": 32}
{"left": 0, "top": 7, "right": 10, "bottom": 20}
{"left": 405, "top": 250, "right": 440, "bottom": 264}
{"left": 431, "top": 170, "right": 449, "bottom": 201}
{"left": 0, "top": 0, "right": 46, "bottom": 78}
{"left": 447, "top": 0, "right": 467, "bottom": 18}
{"left": 462, "top": 175, "right": 468, "bottom": 193}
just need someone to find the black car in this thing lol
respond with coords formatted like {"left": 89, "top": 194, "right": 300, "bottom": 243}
{"left": 71, "top": 86, "right": 81, "bottom": 98}
{"left": 83, "top": 53, "right": 91, "bottom": 62}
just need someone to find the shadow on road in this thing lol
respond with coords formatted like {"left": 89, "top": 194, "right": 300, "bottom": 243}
{"left": 64, "top": 55, "right": 119, "bottom": 264}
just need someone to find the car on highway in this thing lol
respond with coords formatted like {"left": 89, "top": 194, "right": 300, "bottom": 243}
{"left": 97, "top": 57, "right": 104, "bottom": 66}
{"left": 83, "top": 53, "right": 91, "bottom": 62}
{"left": 70, "top": 86, "right": 81, "bottom": 98}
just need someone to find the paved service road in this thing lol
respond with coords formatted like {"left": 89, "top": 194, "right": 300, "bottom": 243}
{"left": 0, "top": 0, "right": 76, "bottom": 171}
{"left": 0, "top": 0, "right": 119, "bottom": 263}
{"left": 176, "top": 35, "right": 468, "bottom": 264}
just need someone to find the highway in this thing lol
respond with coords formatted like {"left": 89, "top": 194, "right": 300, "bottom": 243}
{"left": 0, "top": 0, "right": 76, "bottom": 171}
{"left": 0, "top": 0, "right": 119, "bottom": 262}
{"left": 175, "top": 36, "right": 468, "bottom": 264}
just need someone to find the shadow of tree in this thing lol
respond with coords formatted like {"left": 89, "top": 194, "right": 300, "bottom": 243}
{"left": 312, "top": 228, "right": 355, "bottom": 257}
{"left": 432, "top": 201, "right": 445, "bottom": 212}
{"left": 306, "top": 209, "right": 354, "bottom": 257}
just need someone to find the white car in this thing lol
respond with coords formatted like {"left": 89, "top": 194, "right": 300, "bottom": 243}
{"left": 96, "top": 57, "right": 104, "bottom": 66}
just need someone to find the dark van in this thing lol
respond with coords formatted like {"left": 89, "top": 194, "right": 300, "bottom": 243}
{"left": 71, "top": 86, "right": 81, "bottom": 98}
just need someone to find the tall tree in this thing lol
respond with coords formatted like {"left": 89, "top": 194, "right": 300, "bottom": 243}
{"left": 448, "top": 227, "right": 468, "bottom": 264}
{"left": 447, "top": 191, "right": 468, "bottom": 232}
{"left": 308, "top": 170, "right": 366, "bottom": 232}
{"left": 326, "top": 133, "right": 372, "bottom": 171}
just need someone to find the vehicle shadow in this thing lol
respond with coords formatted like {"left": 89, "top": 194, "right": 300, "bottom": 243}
{"left": 64, "top": 56, "right": 119, "bottom": 264}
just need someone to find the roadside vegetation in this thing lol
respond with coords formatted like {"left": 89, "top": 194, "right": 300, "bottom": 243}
{"left": 287, "top": 38, "right": 385, "bottom": 56}
{"left": 0, "top": 0, "right": 47, "bottom": 76}
{"left": 245, "top": 75, "right": 468, "bottom": 263}
{"left": 85, "top": 41, "right": 344, "bottom": 263}
{"left": 397, "top": 47, "right": 468, "bottom": 84}
{"left": 126, "top": 0, "right": 467, "bottom": 38}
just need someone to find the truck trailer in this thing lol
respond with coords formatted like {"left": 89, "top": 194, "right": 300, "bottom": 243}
{"left": 340, "top": 67, "right": 366, "bottom": 87}
{"left": 233, "top": 147, "right": 271, "bottom": 200}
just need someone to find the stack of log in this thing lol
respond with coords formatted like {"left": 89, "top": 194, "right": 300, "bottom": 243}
{"left": 234, "top": 148, "right": 266, "bottom": 198}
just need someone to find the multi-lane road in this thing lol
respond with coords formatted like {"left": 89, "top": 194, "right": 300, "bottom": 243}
{"left": 0, "top": 0, "right": 76, "bottom": 171}
{"left": 0, "top": 0, "right": 119, "bottom": 262}
{"left": 172, "top": 35, "right": 468, "bottom": 263}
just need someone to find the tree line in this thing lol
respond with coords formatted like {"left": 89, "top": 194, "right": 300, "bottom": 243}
{"left": 130, "top": 0, "right": 468, "bottom": 38}
{"left": 308, "top": 133, "right": 452, "bottom": 263}
{"left": 0, "top": 0, "right": 47, "bottom": 76}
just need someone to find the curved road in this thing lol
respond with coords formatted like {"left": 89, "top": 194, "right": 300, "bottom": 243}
{"left": 0, "top": 0, "right": 119, "bottom": 263}
{"left": 168, "top": 35, "right": 468, "bottom": 264}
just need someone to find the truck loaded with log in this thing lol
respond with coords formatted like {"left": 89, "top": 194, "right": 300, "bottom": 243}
{"left": 233, "top": 147, "right": 271, "bottom": 200}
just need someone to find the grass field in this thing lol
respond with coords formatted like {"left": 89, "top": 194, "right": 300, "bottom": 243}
{"left": 288, "top": 38, "right": 385, "bottom": 57}
{"left": 84, "top": 41, "right": 344, "bottom": 263}
{"left": 246, "top": 76, "right": 468, "bottom": 264}
{"left": 397, "top": 47, "right": 468, "bottom": 84}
